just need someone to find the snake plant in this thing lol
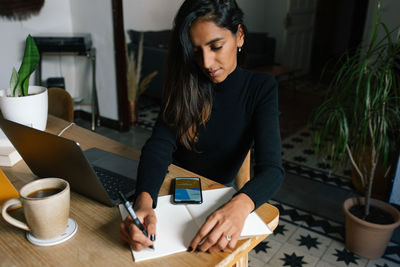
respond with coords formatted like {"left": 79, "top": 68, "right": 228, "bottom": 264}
{"left": 9, "top": 35, "right": 40, "bottom": 97}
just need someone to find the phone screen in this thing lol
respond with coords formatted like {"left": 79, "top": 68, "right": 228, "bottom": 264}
{"left": 173, "top": 177, "right": 203, "bottom": 204}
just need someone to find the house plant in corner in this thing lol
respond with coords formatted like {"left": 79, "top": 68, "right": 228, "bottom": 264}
{"left": 312, "top": 5, "right": 400, "bottom": 259}
{"left": 0, "top": 34, "right": 48, "bottom": 131}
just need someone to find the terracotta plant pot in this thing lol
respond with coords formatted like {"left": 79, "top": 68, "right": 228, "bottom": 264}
{"left": 343, "top": 197, "right": 400, "bottom": 259}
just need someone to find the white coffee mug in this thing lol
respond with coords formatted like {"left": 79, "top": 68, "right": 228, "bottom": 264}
{"left": 1, "top": 178, "right": 70, "bottom": 239}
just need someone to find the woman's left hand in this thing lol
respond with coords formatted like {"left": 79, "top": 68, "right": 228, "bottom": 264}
{"left": 188, "top": 193, "right": 255, "bottom": 253}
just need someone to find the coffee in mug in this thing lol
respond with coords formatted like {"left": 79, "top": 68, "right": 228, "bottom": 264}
{"left": 1, "top": 178, "right": 70, "bottom": 240}
{"left": 27, "top": 188, "right": 63, "bottom": 198}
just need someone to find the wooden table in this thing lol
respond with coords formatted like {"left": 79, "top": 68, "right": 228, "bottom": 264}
{"left": 0, "top": 115, "right": 279, "bottom": 266}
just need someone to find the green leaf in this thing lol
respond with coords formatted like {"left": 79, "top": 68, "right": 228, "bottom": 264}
{"left": 367, "top": 2, "right": 380, "bottom": 57}
{"left": 10, "top": 67, "right": 19, "bottom": 97}
{"left": 17, "top": 35, "right": 40, "bottom": 96}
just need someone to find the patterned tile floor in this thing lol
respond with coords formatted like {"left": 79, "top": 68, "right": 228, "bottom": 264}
{"left": 249, "top": 199, "right": 400, "bottom": 267}
{"left": 136, "top": 96, "right": 161, "bottom": 131}
{"left": 252, "top": 128, "right": 400, "bottom": 267}
{"left": 281, "top": 127, "right": 352, "bottom": 179}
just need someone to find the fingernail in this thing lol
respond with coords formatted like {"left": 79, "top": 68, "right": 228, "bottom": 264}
{"left": 150, "top": 234, "right": 155, "bottom": 241}
{"left": 187, "top": 246, "right": 193, "bottom": 252}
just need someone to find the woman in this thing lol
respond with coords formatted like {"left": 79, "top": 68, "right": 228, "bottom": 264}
{"left": 121, "top": 0, "right": 284, "bottom": 253}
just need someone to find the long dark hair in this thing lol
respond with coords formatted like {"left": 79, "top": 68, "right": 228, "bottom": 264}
{"left": 162, "top": 0, "right": 246, "bottom": 150}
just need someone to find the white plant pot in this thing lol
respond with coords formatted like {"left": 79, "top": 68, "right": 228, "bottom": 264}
{"left": 0, "top": 86, "right": 48, "bottom": 131}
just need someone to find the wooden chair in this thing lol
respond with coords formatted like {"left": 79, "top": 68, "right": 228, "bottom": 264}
{"left": 48, "top": 87, "right": 74, "bottom": 122}
{"left": 235, "top": 150, "right": 251, "bottom": 190}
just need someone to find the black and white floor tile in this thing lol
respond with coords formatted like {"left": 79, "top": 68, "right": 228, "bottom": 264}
{"left": 136, "top": 96, "right": 160, "bottom": 131}
{"left": 281, "top": 128, "right": 352, "bottom": 178}
{"left": 249, "top": 200, "right": 400, "bottom": 267}
{"left": 281, "top": 128, "right": 354, "bottom": 191}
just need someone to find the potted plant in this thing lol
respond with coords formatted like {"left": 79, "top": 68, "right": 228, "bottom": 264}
{"left": 0, "top": 35, "right": 48, "bottom": 131}
{"left": 126, "top": 32, "right": 157, "bottom": 124}
{"left": 312, "top": 5, "right": 400, "bottom": 259}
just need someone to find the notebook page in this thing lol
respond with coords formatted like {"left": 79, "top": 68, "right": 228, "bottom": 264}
{"left": 185, "top": 187, "right": 272, "bottom": 238}
{"left": 119, "top": 195, "right": 198, "bottom": 262}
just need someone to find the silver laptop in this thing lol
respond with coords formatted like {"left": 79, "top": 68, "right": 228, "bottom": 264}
{"left": 0, "top": 117, "right": 137, "bottom": 207}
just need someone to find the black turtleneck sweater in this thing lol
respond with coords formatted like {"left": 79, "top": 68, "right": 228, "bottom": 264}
{"left": 135, "top": 67, "right": 284, "bottom": 209}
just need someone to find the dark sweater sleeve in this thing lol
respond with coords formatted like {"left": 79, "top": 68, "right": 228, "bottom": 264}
{"left": 236, "top": 76, "right": 285, "bottom": 209}
{"left": 134, "top": 116, "right": 177, "bottom": 208}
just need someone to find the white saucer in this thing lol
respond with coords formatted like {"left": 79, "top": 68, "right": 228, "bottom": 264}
{"left": 26, "top": 218, "right": 78, "bottom": 246}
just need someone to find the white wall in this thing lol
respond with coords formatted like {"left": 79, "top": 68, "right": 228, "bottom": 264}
{"left": 123, "top": 0, "right": 183, "bottom": 31}
{"left": 69, "top": 0, "right": 117, "bottom": 119}
{"left": 0, "top": 0, "right": 73, "bottom": 92}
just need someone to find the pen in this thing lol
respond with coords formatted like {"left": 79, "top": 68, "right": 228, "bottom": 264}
{"left": 119, "top": 191, "right": 154, "bottom": 250}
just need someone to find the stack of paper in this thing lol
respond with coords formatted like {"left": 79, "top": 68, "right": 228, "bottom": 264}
{"left": 119, "top": 187, "right": 272, "bottom": 262}
{"left": 0, "top": 128, "right": 22, "bottom": 166}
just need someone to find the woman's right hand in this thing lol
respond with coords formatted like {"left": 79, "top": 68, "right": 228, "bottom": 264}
{"left": 120, "top": 192, "right": 157, "bottom": 251}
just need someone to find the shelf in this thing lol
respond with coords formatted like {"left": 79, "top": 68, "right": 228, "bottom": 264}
{"left": 33, "top": 35, "right": 100, "bottom": 131}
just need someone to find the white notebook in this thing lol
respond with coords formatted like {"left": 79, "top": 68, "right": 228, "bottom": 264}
{"left": 119, "top": 187, "right": 272, "bottom": 262}
{"left": 0, "top": 129, "right": 13, "bottom": 147}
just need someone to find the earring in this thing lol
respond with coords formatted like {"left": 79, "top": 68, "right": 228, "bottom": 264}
{"left": 238, "top": 47, "right": 242, "bottom": 53}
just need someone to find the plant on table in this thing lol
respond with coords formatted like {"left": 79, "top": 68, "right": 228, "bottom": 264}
{"left": 9, "top": 34, "right": 40, "bottom": 97}
{"left": 312, "top": 4, "right": 400, "bottom": 220}
{"left": 1, "top": 34, "right": 47, "bottom": 131}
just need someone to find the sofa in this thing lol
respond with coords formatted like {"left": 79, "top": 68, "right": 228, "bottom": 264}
{"left": 127, "top": 29, "right": 275, "bottom": 98}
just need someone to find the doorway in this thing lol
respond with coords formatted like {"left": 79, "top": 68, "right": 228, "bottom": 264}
{"left": 282, "top": 0, "right": 318, "bottom": 75}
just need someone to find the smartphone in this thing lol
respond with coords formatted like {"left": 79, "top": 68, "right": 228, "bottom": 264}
{"left": 173, "top": 177, "right": 203, "bottom": 204}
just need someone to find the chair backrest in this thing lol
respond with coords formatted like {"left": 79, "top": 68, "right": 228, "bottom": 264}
{"left": 48, "top": 87, "right": 74, "bottom": 122}
{"left": 235, "top": 150, "right": 251, "bottom": 190}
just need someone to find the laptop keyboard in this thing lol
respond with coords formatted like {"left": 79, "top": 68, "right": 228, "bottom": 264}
{"left": 92, "top": 166, "right": 136, "bottom": 201}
